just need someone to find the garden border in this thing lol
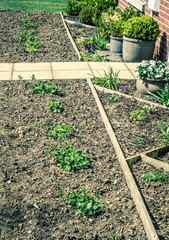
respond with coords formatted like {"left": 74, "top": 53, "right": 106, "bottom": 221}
{"left": 87, "top": 76, "right": 159, "bottom": 240}
{"left": 60, "top": 12, "right": 81, "bottom": 61}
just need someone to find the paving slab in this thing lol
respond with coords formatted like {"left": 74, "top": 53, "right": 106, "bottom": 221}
{"left": 92, "top": 69, "right": 135, "bottom": 80}
{"left": 0, "top": 72, "right": 12, "bottom": 80}
{"left": 53, "top": 70, "right": 92, "bottom": 79}
{"left": 51, "top": 62, "right": 89, "bottom": 70}
{"left": 0, "top": 63, "right": 13, "bottom": 72}
{"left": 14, "top": 63, "right": 51, "bottom": 71}
{"left": 12, "top": 71, "right": 52, "bottom": 80}
{"left": 88, "top": 62, "right": 128, "bottom": 71}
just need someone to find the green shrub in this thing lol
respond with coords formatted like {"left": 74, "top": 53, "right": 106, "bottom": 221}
{"left": 82, "top": 0, "right": 117, "bottom": 12}
{"left": 123, "top": 16, "right": 160, "bottom": 41}
{"left": 83, "top": 33, "right": 108, "bottom": 50}
{"left": 79, "top": 6, "right": 101, "bottom": 25}
{"left": 65, "top": 0, "right": 82, "bottom": 16}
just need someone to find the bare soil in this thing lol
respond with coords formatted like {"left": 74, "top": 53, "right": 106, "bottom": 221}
{"left": 130, "top": 160, "right": 169, "bottom": 240}
{"left": 0, "top": 10, "right": 78, "bottom": 62}
{"left": 0, "top": 79, "right": 147, "bottom": 239}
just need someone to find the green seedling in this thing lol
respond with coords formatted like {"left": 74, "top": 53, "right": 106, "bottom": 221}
{"left": 50, "top": 143, "right": 90, "bottom": 171}
{"left": 130, "top": 109, "right": 147, "bottom": 121}
{"left": 32, "top": 81, "right": 58, "bottom": 96}
{"left": 72, "top": 23, "right": 84, "bottom": 28}
{"left": 107, "top": 96, "right": 120, "bottom": 102}
{"left": 62, "top": 82, "right": 67, "bottom": 87}
{"left": 48, "top": 101, "right": 64, "bottom": 113}
{"left": 18, "top": 16, "right": 36, "bottom": 29}
{"left": 92, "top": 67, "right": 121, "bottom": 91}
{"left": 59, "top": 188, "right": 65, "bottom": 197}
{"left": 46, "top": 123, "right": 73, "bottom": 140}
{"left": 111, "top": 233, "right": 116, "bottom": 240}
{"left": 78, "top": 230, "right": 83, "bottom": 236}
{"left": 24, "top": 38, "right": 39, "bottom": 53}
{"left": 147, "top": 83, "right": 169, "bottom": 107}
{"left": 143, "top": 105, "right": 157, "bottom": 113}
{"left": 80, "top": 51, "right": 106, "bottom": 62}
{"left": 134, "top": 137, "right": 145, "bottom": 144}
{"left": 155, "top": 121, "right": 169, "bottom": 146}
{"left": 141, "top": 172, "right": 167, "bottom": 182}
{"left": 66, "top": 187, "right": 103, "bottom": 216}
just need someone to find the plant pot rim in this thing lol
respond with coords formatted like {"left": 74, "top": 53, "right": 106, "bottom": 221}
{"left": 110, "top": 35, "right": 123, "bottom": 39}
{"left": 138, "top": 77, "right": 169, "bottom": 82}
{"left": 123, "top": 36, "right": 155, "bottom": 42}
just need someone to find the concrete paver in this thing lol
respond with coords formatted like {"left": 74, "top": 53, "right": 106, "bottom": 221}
{"left": 0, "top": 72, "right": 12, "bottom": 80}
{"left": 0, "top": 62, "right": 137, "bottom": 81}
{"left": 0, "top": 63, "right": 13, "bottom": 72}
{"left": 14, "top": 63, "right": 51, "bottom": 71}
{"left": 12, "top": 71, "right": 52, "bottom": 80}
{"left": 51, "top": 62, "right": 89, "bottom": 70}
{"left": 53, "top": 70, "right": 91, "bottom": 79}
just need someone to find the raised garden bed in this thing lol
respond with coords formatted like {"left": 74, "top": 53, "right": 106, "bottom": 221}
{"left": 0, "top": 79, "right": 148, "bottom": 239}
{"left": 0, "top": 10, "right": 78, "bottom": 62}
{"left": 97, "top": 90, "right": 169, "bottom": 159}
{"left": 129, "top": 160, "right": 169, "bottom": 240}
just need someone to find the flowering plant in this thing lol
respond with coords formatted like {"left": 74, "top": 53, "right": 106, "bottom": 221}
{"left": 136, "top": 60, "right": 169, "bottom": 81}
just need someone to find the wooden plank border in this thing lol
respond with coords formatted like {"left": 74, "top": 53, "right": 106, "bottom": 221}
{"left": 94, "top": 85, "right": 168, "bottom": 109}
{"left": 141, "top": 154, "right": 169, "bottom": 171}
{"left": 60, "top": 12, "right": 81, "bottom": 61}
{"left": 126, "top": 146, "right": 169, "bottom": 165}
{"left": 87, "top": 77, "right": 159, "bottom": 240}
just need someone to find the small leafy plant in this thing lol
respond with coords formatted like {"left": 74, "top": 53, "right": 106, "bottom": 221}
{"left": 143, "top": 105, "right": 157, "bottom": 113}
{"left": 32, "top": 81, "right": 58, "bottom": 96}
{"left": 46, "top": 123, "right": 73, "bottom": 140}
{"left": 48, "top": 101, "right": 64, "bottom": 113}
{"left": 66, "top": 188, "right": 103, "bottom": 216}
{"left": 134, "top": 137, "right": 145, "bottom": 144}
{"left": 59, "top": 188, "right": 65, "bottom": 197}
{"left": 107, "top": 96, "right": 120, "bottom": 102}
{"left": 147, "top": 83, "right": 169, "bottom": 107}
{"left": 155, "top": 121, "right": 169, "bottom": 146}
{"left": 92, "top": 67, "right": 121, "bottom": 90}
{"left": 141, "top": 172, "right": 167, "bottom": 182}
{"left": 50, "top": 143, "right": 90, "bottom": 171}
{"left": 111, "top": 233, "right": 116, "bottom": 240}
{"left": 130, "top": 110, "right": 147, "bottom": 121}
{"left": 80, "top": 51, "right": 106, "bottom": 62}
{"left": 83, "top": 33, "right": 108, "bottom": 50}
{"left": 18, "top": 17, "right": 36, "bottom": 29}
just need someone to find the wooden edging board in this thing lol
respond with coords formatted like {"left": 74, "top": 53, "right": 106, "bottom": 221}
{"left": 87, "top": 77, "right": 159, "bottom": 240}
{"left": 60, "top": 12, "right": 81, "bottom": 61}
{"left": 94, "top": 85, "right": 168, "bottom": 109}
{"left": 141, "top": 154, "right": 169, "bottom": 171}
{"left": 126, "top": 146, "right": 169, "bottom": 165}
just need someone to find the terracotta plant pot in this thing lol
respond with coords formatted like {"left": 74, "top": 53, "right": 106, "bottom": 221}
{"left": 136, "top": 77, "right": 169, "bottom": 95}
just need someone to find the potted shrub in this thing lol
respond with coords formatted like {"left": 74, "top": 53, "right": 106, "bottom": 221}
{"left": 135, "top": 60, "right": 169, "bottom": 94}
{"left": 123, "top": 16, "right": 160, "bottom": 62}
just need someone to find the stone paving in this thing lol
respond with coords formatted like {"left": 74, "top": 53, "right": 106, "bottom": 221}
{"left": 0, "top": 62, "right": 138, "bottom": 80}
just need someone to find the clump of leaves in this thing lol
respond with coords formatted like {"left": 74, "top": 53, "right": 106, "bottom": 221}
{"left": 134, "top": 137, "right": 145, "bottom": 144}
{"left": 18, "top": 17, "right": 36, "bottom": 29}
{"left": 83, "top": 33, "right": 108, "bottom": 50}
{"left": 92, "top": 67, "right": 121, "bottom": 91}
{"left": 155, "top": 121, "right": 169, "bottom": 146}
{"left": 32, "top": 81, "right": 58, "bottom": 96}
{"left": 50, "top": 143, "right": 90, "bottom": 171}
{"left": 48, "top": 101, "right": 64, "bottom": 113}
{"left": 66, "top": 188, "right": 103, "bottom": 216}
{"left": 59, "top": 188, "right": 65, "bottom": 197}
{"left": 111, "top": 233, "right": 116, "bottom": 240}
{"left": 72, "top": 23, "right": 84, "bottom": 28}
{"left": 147, "top": 83, "right": 169, "bottom": 107}
{"left": 80, "top": 51, "right": 106, "bottom": 62}
{"left": 130, "top": 109, "right": 147, "bottom": 121}
{"left": 143, "top": 105, "right": 157, "bottom": 113}
{"left": 141, "top": 172, "right": 167, "bottom": 182}
{"left": 107, "top": 96, "right": 120, "bottom": 102}
{"left": 46, "top": 123, "right": 73, "bottom": 140}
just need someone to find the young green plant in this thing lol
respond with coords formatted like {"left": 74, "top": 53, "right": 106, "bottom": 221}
{"left": 141, "top": 172, "right": 167, "bottom": 182}
{"left": 48, "top": 100, "right": 64, "bottom": 113}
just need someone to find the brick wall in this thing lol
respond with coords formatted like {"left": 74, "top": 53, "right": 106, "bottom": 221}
{"left": 118, "top": 0, "right": 169, "bottom": 62}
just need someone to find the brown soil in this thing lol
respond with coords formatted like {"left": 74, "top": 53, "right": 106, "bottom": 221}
{"left": 130, "top": 160, "right": 169, "bottom": 240}
{"left": 0, "top": 10, "right": 79, "bottom": 62}
{"left": 97, "top": 90, "right": 169, "bottom": 159}
{"left": 157, "top": 150, "right": 169, "bottom": 164}
{"left": 0, "top": 79, "right": 147, "bottom": 239}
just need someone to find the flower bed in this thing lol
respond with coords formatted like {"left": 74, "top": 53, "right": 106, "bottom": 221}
{"left": 0, "top": 10, "right": 78, "bottom": 62}
{"left": 0, "top": 79, "right": 147, "bottom": 239}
